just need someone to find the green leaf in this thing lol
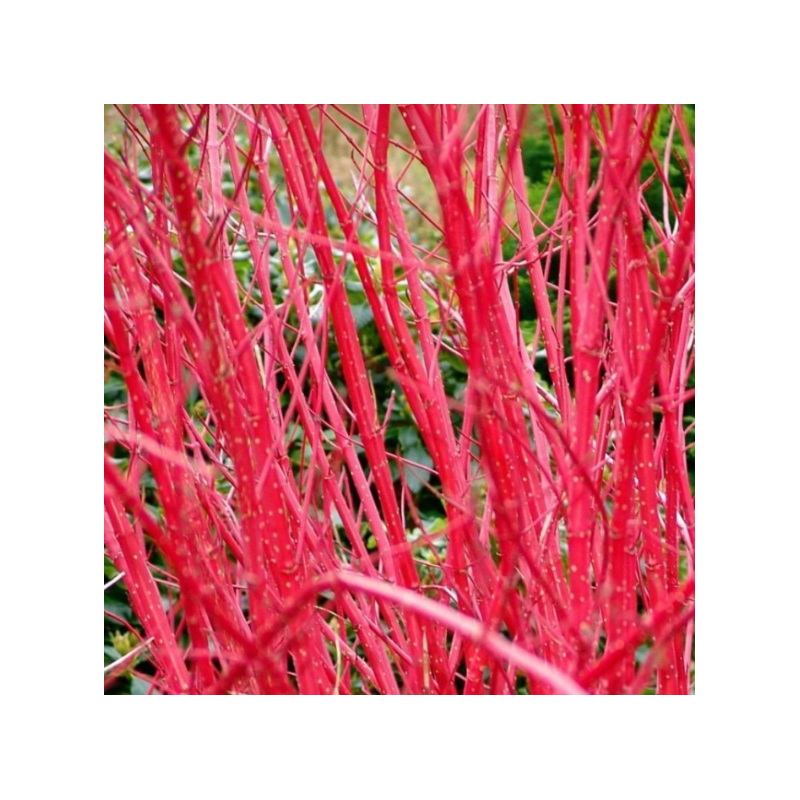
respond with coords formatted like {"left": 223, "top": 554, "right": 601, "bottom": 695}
{"left": 402, "top": 445, "right": 433, "bottom": 493}
{"left": 131, "top": 677, "right": 153, "bottom": 695}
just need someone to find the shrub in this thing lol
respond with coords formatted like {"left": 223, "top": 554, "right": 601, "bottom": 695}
{"left": 104, "top": 104, "right": 695, "bottom": 694}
